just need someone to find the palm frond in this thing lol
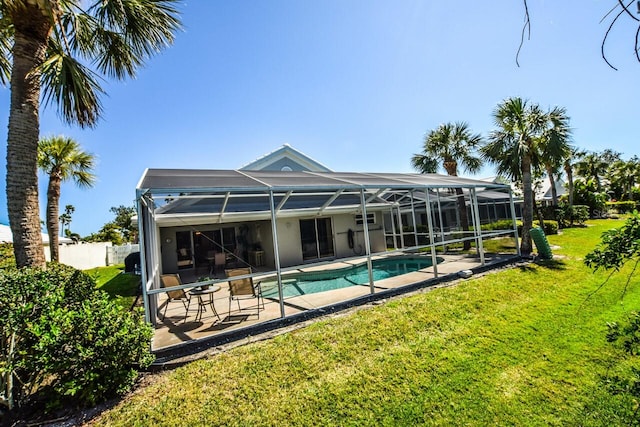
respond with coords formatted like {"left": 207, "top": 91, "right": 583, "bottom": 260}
{"left": 0, "top": 12, "right": 14, "bottom": 85}
{"left": 40, "top": 38, "right": 105, "bottom": 127}
{"left": 86, "top": 0, "right": 182, "bottom": 79}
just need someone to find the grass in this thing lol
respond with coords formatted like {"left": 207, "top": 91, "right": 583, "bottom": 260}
{"left": 93, "top": 219, "right": 640, "bottom": 426}
{"left": 85, "top": 264, "right": 141, "bottom": 309}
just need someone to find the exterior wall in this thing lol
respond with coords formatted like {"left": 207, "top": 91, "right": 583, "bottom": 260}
{"left": 157, "top": 211, "right": 386, "bottom": 272}
{"left": 160, "top": 227, "right": 182, "bottom": 274}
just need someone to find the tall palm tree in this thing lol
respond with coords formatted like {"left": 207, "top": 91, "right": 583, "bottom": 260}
{"left": 563, "top": 147, "right": 585, "bottom": 210}
{"left": 481, "top": 97, "right": 551, "bottom": 256}
{"left": 540, "top": 107, "right": 572, "bottom": 206}
{"left": 38, "top": 136, "right": 95, "bottom": 261}
{"left": 0, "top": 1, "right": 181, "bottom": 268}
{"left": 59, "top": 204, "right": 75, "bottom": 237}
{"left": 412, "top": 122, "right": 483, "bottom": 250}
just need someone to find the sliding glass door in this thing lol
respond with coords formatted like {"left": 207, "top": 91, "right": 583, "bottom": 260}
{"left": 300, "top": 218, "right": 335, "bottom": 261}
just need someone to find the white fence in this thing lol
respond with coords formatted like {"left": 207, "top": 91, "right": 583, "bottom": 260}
{"left": 45, "top": 242, "right": 140, "bottom": 270}
{"left": 106, "top": 244, "right": 140, "bottom": 266}
{"left": 56, "top": 242, "right": 112, "bottom": 270}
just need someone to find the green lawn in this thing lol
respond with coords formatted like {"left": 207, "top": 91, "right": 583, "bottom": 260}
{"left": 94, "top": 219, "right": 640, "bottom": 426}
{"left": 85, "top": 264, "right": 141, "bottom": 309}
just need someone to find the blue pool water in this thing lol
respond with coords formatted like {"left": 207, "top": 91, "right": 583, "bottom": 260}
{"left": 261, "top": 256, "right": 441, "bottom": 299}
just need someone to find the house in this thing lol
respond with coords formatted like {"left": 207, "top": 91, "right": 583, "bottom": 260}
{"left": 134, "top": 147, "right": 521, "bottom": 351}
{"left": 0, "top": 223, "right": 73, "bottom": 245}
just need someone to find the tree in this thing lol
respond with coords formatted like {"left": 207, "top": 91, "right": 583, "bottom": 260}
{"left": 84, "top": 205, "right": 137, "bottom": 244}
{"left": 539, "top": 107, "right": 572, "bottom": 206}
{"left": 412, "top": 122, "right": 483, "bottom": 250}
{"left": 482, "top": 97, "right": 571, "bottom": 256}
{"left": 575, "top": 151, "right": 614, "bottom": 192}
{"left": 38, "top": 137, "right": 95, "bottom": 261}
{"left": 518, "top": 1, "right": 640, "bottom": 70}
{"left": 585, "top": 211, "right": 640, "bottom": 285}
{"left": 609, "top": 157, "right": 640, "bottom": 201}
{"left": 1, "top": 1, "right": 181, "bottom": 268}
{"left": 110, "top": 205, "right": 138, "bottom": 243}
{"left": 563, "top": 147, "right": 585, "bottom": 214}
{"left": 59, "top": 204, "right": 74, "bottom": 237}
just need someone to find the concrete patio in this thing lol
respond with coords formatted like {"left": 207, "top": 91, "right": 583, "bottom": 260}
{"left": 152, "top": 252, "right": 516, "bottom": 351}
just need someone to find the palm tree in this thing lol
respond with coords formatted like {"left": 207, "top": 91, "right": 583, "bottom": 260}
{"left": 610, "top": 157, "right": 640, "bottom": 201}
{"left": 481, "top": 97, "right": 553, "bottom": 256}
{"left": 1, "top": 1, "right": 180, "bottom": 268}
{"left": 412, "top": 122, "right": 483, "bottom": 250}
{"left": 59, "top": 204, "right": 75, "bottom": 237}
{"left": 563, "top": 147, "right": 585, "bottom": 210}
{"left": 38, "top": 136, "right": 95, "bottom": 261}
{"left": 539, "top": 107, "right": 572, "bottom": 206}
{"left": 575, "top": 152, "right": 610, "bottom": 192}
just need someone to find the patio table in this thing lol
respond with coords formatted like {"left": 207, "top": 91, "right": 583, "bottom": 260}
{"left": 189, "top": 285, "right": 221, "bottom": 322}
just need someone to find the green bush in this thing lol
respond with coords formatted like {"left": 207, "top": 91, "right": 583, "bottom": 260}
{"left": 0, "top": 243, "right": 15, "bottom": 270}
{"left": 606, "top": 201, "right": 637, "bottom": 214}
{"left": 573, "top": 178, "right": 608, "bottom": 217}
{"left": 480, "top": 219, "right": 514, "bottom": 231}
{"left": 0, "top": 264, "right": 153, "bottom": 411}
{"left": 555, "top": 204, "right": 590, "bottom": 228}
{"left": 516, "top": 220, "right": 558, "bottom": 236}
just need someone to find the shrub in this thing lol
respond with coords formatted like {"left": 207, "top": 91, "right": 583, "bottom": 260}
{"left": 555, "top": 204, "right": 590, "bottom": 228}
{"left": 516, "top": 220, "right": 558, "bottom": 236}
{"left": 481, "top": 219, "right": 515, "bottom": 231}
{"left": 606, "top": 201, "right": 637, "bottom": 214}
{"left": 0, "top": 243, "right": 15, "bottom": 270}
{"left": 0, "top": 264, "right": 153, "bottom": 412}
{"left": 573, "top": 178, "right": 608, "bottom": 217}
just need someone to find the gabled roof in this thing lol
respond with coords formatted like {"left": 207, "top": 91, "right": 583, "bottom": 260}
{"left": 240, "top": 144, "right": 332, "bottom": 172}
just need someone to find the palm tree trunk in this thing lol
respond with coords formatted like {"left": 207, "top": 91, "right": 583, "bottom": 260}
{"left": 46, "top": 173, "right": 62, "bottom": 262}
{"left": 444, "top": 163, "right": 472, "bottom": 251}
{"left": 546, "top": 166, "right": 559, "bottom": 206}
{"left": 564, "top": 161, "right": 574, "bottom": 225}
{"left": 6, "top": 9, "right": 52, "bottom": 268}
{"left": 455, "top": 188, "right": 472, "bottom": 250}
{"left": 520, "top": 156, "right": 533, "bottom": 256}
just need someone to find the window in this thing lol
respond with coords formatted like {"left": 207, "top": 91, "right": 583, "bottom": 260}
{"left": 355, "top": 213, "right": 375, "bottom": 225}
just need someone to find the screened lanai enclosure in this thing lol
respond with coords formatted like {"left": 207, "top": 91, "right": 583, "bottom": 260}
{"left": 136, "top": 169, "right": 521, "bottom": 351}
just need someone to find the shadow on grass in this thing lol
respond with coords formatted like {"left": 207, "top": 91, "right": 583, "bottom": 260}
{"left": 100, "top": 272, "right": 141, "bottom": 299}
{"left": 517, "top": 258, "right": 567, "bottom": 273}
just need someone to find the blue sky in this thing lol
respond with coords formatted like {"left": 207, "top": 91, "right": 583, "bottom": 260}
{"left": 1, "top": 1, "right": 639, "bottom": 236}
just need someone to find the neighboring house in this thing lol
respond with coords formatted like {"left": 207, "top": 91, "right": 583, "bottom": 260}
{"left": 534, "top": 178, "right": 566, "bottom": 205}
{"left": 0, "top": 223, "right": 73, "bottom": 245}
{"left": 240, "top": 144, "right": 332, "bottom": 172}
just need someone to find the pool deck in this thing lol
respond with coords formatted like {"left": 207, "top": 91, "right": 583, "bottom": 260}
{"left": 152, "top": 252, "right": 517, "bottom": 353}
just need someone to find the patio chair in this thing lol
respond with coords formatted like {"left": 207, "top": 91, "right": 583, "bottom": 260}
{"left": 214, "top": 252, "right": 226, "bottom": 273}
{"left": 226, "top": 267, "right": 264, "bottom": 318}
{"left": 159, "top": 273, "right": 192, "bottom": 322}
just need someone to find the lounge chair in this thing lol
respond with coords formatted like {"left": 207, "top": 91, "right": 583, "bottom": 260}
{"left": 226, "top": 267, "right": 264, "bottom": 318}
{"left": 159, "top": 273, "right": 192, "bottom": 322}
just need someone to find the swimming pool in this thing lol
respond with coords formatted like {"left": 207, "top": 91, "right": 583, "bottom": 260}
{"left": 260, "top": 256, "right": 442, "bottom": 299}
